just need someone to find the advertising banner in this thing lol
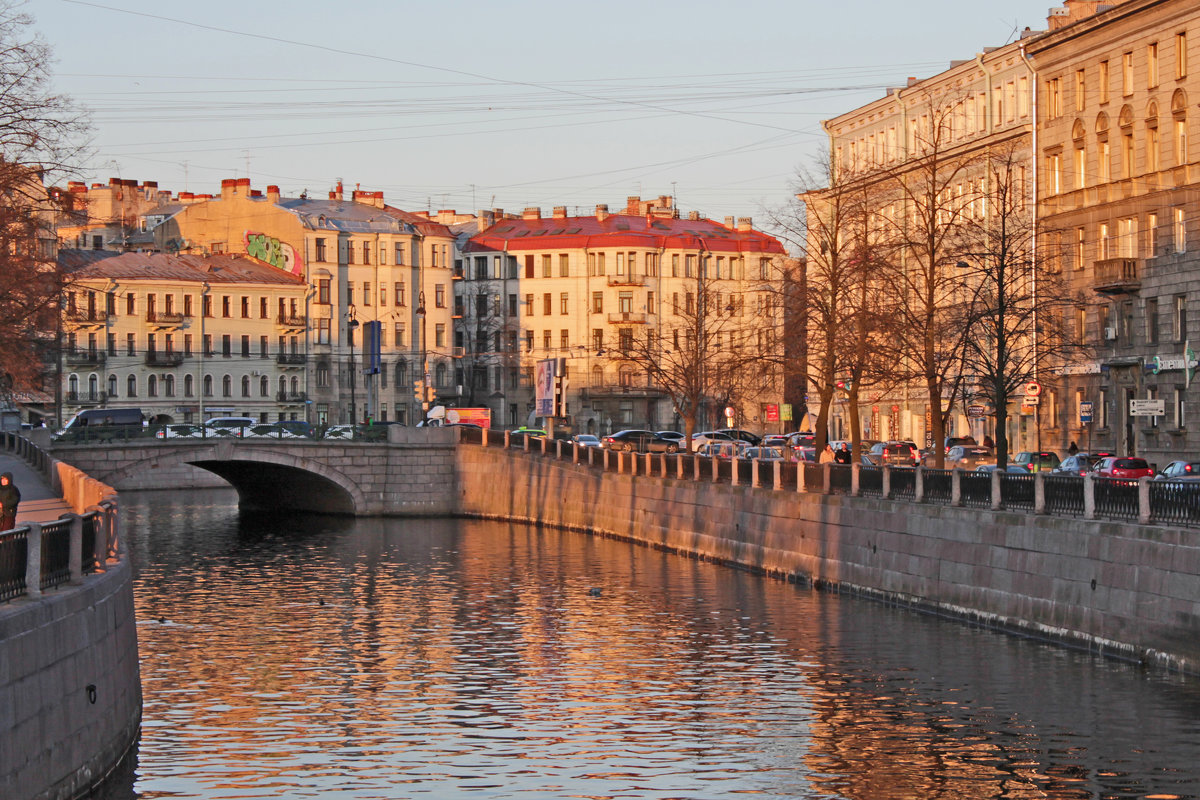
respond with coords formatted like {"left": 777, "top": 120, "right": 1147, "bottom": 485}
{"left": 362, "top": 320, "right": 382, "bottom": 375}
{"left": 535, "top": 359, "right": 557, "bottom": 416}
{"left": 446, "top": 408, "right": 492, "bottom": 428}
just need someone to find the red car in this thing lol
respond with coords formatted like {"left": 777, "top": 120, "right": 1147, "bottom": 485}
{"left": 1090, "top": 456, "right": 1155, "bottom": 480}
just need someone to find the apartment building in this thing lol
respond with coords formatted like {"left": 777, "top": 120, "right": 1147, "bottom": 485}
{"left": 461, "top": 197, "right": 787, "bottom": 433}
{"left": 154, "top": 179, "right": 458, "bottom": 425}
{"left": 53, "top": 178, "right": 177, "bottom": 252}
{"left": 58, "top": 250, "right": 308, "bottom": 425}
{"left": 817, "top": 32, "right": 1039, "bottom": 449}
{"left": 1026, "top": 0, "right": 1200, "bottom": 464}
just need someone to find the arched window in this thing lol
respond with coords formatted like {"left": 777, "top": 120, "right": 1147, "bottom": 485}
{"left": 591, "top": 364, "right": 603, "bottom": 387}
{"left": 148, "top": 375, "right": 158, "bottom": 397}
{"left": 434, "top": 362, "right": 447, "bottom": 388}
{"left": 127, "top": 375, "right": 137, "bottom": 397}
{"left": 87, "top": 374, "right": 98, "bottom": 400}
{"left": 222, "top": 375, "right": 232, "bottom": 397}
{"left": 108, "top": 374, "right": 118, "bottom": 397}
{"left": 241, "top": 375, "right": 251, "bottom": 397}
{"left": 164, "top": 374, "right": 175, "bottom": 397}
{"left": 67, "top": 374, "right": 78, "bottom": 398}
{"left": 260, "top": 375, "right": 269, "bottom": 397}
{"left": 290, "top": 376, "right": 299, "bottom": 393}
{"left": 395, "top": 360, "right": 408, "bottom": 386}
{"left": 203, "top": 375, "right": 213, "bottom": 397}
{"left": 618, "top": 366, "right": 635, "bottom": 387}
{"left": 278, "top": 376, "right": 287, "bottom": 396}
{"left": 184, "top": 374, "right": 194, "bottom": 397}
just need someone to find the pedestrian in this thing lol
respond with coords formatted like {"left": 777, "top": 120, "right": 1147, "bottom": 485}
{"left": 835, "top": 442, "right": 852, "bottom": 464}
{"left": 1068, "top": 441, "right": 1079, "bottom": 455}
{"left": 819, "top": 443, "right": 836, "bottom": 464}
{"left": 983, "top": 434, "right": 994, "bottom": 449}
{"left": 0, "top": 472, "right": 20, "bottom": 531}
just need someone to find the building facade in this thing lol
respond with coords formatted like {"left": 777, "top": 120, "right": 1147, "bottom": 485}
{"left": 1028, "top": 0, "right": 1200, "bottom": 464}
{"left": 462, "top": 197, "right": 788, "bottom": 434}
{"left": 58, "top": 251, "right": 308, "bottom": 425}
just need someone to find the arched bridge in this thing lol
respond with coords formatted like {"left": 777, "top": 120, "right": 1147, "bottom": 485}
{"left": 48, "top": 429, "right": 459, "bottom": 516}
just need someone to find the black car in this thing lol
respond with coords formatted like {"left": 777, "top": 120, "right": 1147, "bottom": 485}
{"left": 601, "top": 429, "right": 681, "bottom": 453}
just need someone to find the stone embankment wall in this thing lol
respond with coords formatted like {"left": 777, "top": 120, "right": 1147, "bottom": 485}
{"left": 457, "top": 446, "right": 1200, "bottom": 673}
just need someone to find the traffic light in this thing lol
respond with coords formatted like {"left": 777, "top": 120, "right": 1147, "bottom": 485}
{"left": 414, "top": 379, "right": 425, "bottom": 404}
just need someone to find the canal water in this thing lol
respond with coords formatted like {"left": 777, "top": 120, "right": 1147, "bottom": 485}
{"left": 96, "top": 489, "right": 1200, "bottom": 799}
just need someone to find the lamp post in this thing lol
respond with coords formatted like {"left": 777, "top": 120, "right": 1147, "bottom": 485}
{"left": 347, "top": 305, "right": 359, "bottom": 426}
{"left": 416, "top": 291, "right": 428, "bottom": 413}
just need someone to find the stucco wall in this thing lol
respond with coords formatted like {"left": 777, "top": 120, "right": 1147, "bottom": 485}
{"left": 458, "top": 446, "right": 1200, "bottom": 673}
{"left": 0, "top": 557, "right": 142, "bottom": 800}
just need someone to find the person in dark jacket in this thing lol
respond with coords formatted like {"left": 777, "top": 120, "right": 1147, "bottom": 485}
{"left": 0, "top": 472, "right": 20, "bottom": 531}
{"left": 835, "top": 443, "right": 852, "bottom": 464}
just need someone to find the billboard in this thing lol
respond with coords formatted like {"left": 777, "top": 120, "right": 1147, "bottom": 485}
{"left": 535, "top": 359, "right": 557, "bottom": 416}
{"left": 362, "top": 320, "right": 381, "bottom": 375}
{"left": 445, "top": 408, "right": 492, "bottom": 428}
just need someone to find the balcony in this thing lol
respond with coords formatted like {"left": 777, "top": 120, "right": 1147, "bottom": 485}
{"left": 276, "top": 391, "right": 309, "bottom": 404}
{"left": 275, "top": 314, "right": 307, "bottom": 330}
{"left": 1093, "top": 258, "right": 1141, "bottom": 295}
{"left": 276, "top": 353, "right": 307, "bottom": 367}
{"left": 146, "top": 311, "right": 187, "bottom": 329}
{"left": 607, "top": 273, "right": 647, "bottom": 287}
{"left": 607, "top": 311, "right": 648, "bottom": 324}
{"left": 65, "top": 391, "right": 106, "bottom": 406}
{"left": 582, "top": 383, "right": 667, "bottom": 399}
{"left": 144, "top": 351, "right": 185, "bottom": 367}
{"left": 65, "top": 350, "right": 106, "bottom": 367}
{"left": 65, "top": 309, "right": 107, "bottom": 328}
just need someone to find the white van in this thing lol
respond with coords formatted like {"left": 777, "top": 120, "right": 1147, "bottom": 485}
{"left": 204, "top": 416, "right": 256, "bottom": 437}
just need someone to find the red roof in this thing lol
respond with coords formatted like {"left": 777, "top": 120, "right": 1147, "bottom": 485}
{"left": 466, "top": 213, "right": 785, "bottom": 255}
{"left": 58, "top": 250, "right": 306, "bottom": 286}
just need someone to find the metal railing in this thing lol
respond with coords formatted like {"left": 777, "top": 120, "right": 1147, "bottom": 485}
{"left": 923, "top": 468, "right": 953, "bottom": 504}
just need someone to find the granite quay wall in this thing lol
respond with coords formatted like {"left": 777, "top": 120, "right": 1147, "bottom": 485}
{"left": 456, "top": 443, "right": 1200, "bottom": 674}
{"left": 0, "top": 435, "right": 140, "bottom": 800}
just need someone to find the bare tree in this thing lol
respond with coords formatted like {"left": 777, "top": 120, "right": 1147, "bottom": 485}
{"left": 0, "top": 1, "right": 88, "bottom": 395}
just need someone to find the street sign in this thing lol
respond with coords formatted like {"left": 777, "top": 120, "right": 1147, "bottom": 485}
{"left": 966, "top": 404, "right": 986, "bottom": 418}
{"left": 724, "top": 405, "right": 735, "bottom": 419}
{"left": 1079, "top": 400, "right": 1093, "bottom": 424}
{"left": 1130, "top": 398, "right": 1165, "bottom": 416}
{"left": 1024, "top": 381, "right": 1041, "bottom": 397}
{"left": 1022, "top": 396, "right": 1040, "bottom": 406}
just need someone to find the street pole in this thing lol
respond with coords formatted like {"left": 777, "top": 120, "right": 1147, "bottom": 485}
{"left": 416, "top": 291, "right": 428, "bottom": 416}
{"left": 347, "top": 305, "right": 358, "bottom": 427}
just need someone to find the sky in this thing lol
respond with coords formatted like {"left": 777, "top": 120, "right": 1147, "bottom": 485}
{"left": 35, "top": 0, "right": 1060, "bottom": 245}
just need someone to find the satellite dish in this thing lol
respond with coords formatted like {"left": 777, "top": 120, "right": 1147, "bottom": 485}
{"left": 427, "top": 405, "right": 446, "bottom": 420}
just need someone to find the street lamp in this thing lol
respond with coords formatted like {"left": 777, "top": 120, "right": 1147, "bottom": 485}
{"left": 347, "top": 305, "right": 359, "bottom": 426}
{"left": 415, "top": 291, "right": 428, "bottom": 413}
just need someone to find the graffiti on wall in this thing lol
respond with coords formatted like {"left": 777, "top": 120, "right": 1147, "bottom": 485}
{"left": 244, "top": 231, "right": 303, "bottom": 276}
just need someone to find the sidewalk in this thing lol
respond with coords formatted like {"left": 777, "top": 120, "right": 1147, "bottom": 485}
{"left": 0, "top": 454, "right": 72, "bottom": 524}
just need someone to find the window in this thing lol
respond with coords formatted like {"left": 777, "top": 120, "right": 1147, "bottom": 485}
{"left": 1075, "top": 68, "right": 1086, "bottom": 112}
{"left": 1147, "top": 297, "right": 1159, "bottom": 344}
{"left": 1098, "top": 140, "right": 1111, "bottom": 182}
{"left": 1074, "top": 144, "right": 1086, "bottom": 188}
{"left": 362, "top": 241, "right": 370, "bottom": 265}
{"left": 241, "top": 376, "right": 251, "bottom": 398}
{"left": 347, "top": 241, "right": 354, "bottom": 265}
{"left": 592, "top": 292, "right": 603, "bottom": 314}
{"left": 107, "top": 333, "right": 116, "bottom": 355}
{"left": 1174, "top": 206, "right": 1187, "bottom": 252}
{"left": 542, "top": 330, "right": 551, "bottom": 350}
{"left": 203, "top": 295, "right": 212, "bottom": 317}
{"left": 203, "top": 334, "right": 212, "bottom": 356}
{"left": 618, "top": 291, "right": 633, "bottom": 313}
{"left": 1075, "top": 228, "right": 1086, "bottom": 270}
{"left": 126, "top": 333, "right": 136, "bottom": 356}
{"left": 393, "top": 281, "right": 405, "bottom": 307}
{"left": 127, "top": 375, "right": 137, "bottom": 397}
{"left": 560, "top": 293, "right": 569, "bottom": 315}
{"left": 317, "top": 279, "right": 330, "bottom": 304}
{"left": 1175, "top": 388, "right": 1186, "bottom": 429}
{"left": 203, "top": 375, "right": 213, "bottom": 397}
{"left": 1178, "top": 31, "right": 1188, "bottom": 79}
{"left": 258, "top": 297, "right": 267, "bottom": 319}
{"left": 543, "top": 293, "right": 552, "bottom": 315}
{"left": 1149, "top": 42, "right": 1159, "bottom": 88}
{"left": 1175, "top": 119, "right": 1188, "bottom": 164}
{"left": 363, "top": 282, "right": 371, "bottom": 306}
{"left": 435, "top": 323, "right": 445, "bottom": 348}
{"left": 592, "top": 329, "right": 603, "bottom": 352}
{"left": 524, "top": 294, "right": 533, "bottom": 315}
{"left": 560, "top": 330, "right": 569, "bottom": 349}
{"left": 222, "top": 296, "right": 231, "bottom": 318}
{"left": 222, "top": 375, "right": 232, "bottom": 397}
{"left": 183, "top": 294, "right": 192, "bottom": 317}
{"left": 184, "top": 374, "right": 194, "bottom": 397}
{"left": 260, "top": 335, "right": 269, "bottom": 357}
{"left": 1148, "top": 212, "right": 1159, "bottom": 256}
{"left": 1076, "top": 307, "right": 1087, "bottom": 340}
{"left": 1099, "top": 222, "right": 1110, "bottom": 260}
{"left": 671, "top": 254, "right": 680, "bottom": 277}
{"left": 1118, "top": 217, "right": 1138, "bottom": 258}
{"left": 316, "top": 238, "right": 326, "bottom": 262}
{"left": 241, "top": 296, "right": 250, "bottom": 318}
{"left": 260, "top": 375, "right": 269, "bottom": 397}
{"left": 618, "top": 328, "right": 633, "bottom": 354}
{"left": 559, "top": 254, "right": 569, "bottom": 277}
{"left": 125, "top": 293, "right": 135, "bottom": 315}
{"left": 1046, "top": 152, "right": 1062, "bottom": 194}
{"left": 317, "top": 318, "right": 331, "bottom": 345}
{"left": 542, "top": 254, "right": 551, "bottom": 278}
{"left": 241, "top": 335, "right": 251, "bottom": 357}
{"left": 1100, "top": 60, "right": 1110, "bottom": 103}
{"left": 1122, "top": 51, "right": 1134, "bottom": 96}
{"left": 1018, "top": 76, "right": 1030, "bottom": 117}
{"left": 395, "top": 242, "right": 406, "bottom": 266}
{"left": 222, "top": 335, "right": 232, "bottom": 357}
{"left": 1148, "top": 124, "right": 1161, "bottom": 171}
{"left": 1175, "top": 295, "right": 1188, "bottom": 341}
{"left": 394, "top": 322, "right": 405, "bottom": 348}
{"left": 524, "top": 329, "right": 533, "bottom": 351}
{"left": 435, "top": 284, "right": 445, "bottom": 308}
{"left": 1098, "top": 388, "right": 1109, "bottom": 428}
{"left": 1122, "top": 131, "right": 1135, "bottom": 177}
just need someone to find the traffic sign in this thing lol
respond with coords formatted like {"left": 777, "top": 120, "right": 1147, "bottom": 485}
{"left": 724, "top": 405, "right": 735, "bottom": 418}
{"left": 967, "top": 404, "right": 987, "bottom": 417}
{"left": 1130, "top": 398, "right": 1165, "bottom": 416}
{"left": 1024, "top": 381, "right": 1042, "bottom": 397}
{"left": 1079, "top": 400, "right": 1093, "bottom": 424}
{"left": 1022, "top": 396, "right": 1040, "bottom": 406}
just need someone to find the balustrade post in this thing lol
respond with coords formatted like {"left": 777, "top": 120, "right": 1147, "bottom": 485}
{"left": 731, "top": 457, "right": 740, "bottom": 487}
{"left": 773, "top": 460, "right": 782, "bottom": 491}
{"left": 556, "top": 440, "right": 563, "bottom": 460}
{"left": 659, "top": 453, "right": 666, "bottom": 476}
{"left": 882, "top": 466, "right": 891, "bottom": 499}
{"left": 991, "top": 468, "right": 1002, "bottom": 511}
{"left": 798, "top": 462, "right": 806, "bottom": 493}
{"left": 1138, "top": 476, "right": 1152, "bottom": 524}
{"left": 1034, "top": 471, "right": 1046, "bottom": 515}
{"left": 822, "top": 463, "right": 831, "bottom": 495}
{"left": 1083, "top": 474, "right": 1096, "bottom": 520}
{"left": 504, "top": 430, "right": 511, "bottom": 448}
{"left": 630, "top": 451, "right": 638, "bottom": 476}
{"left": 951, "top": 468, "right": 961, "bottom": 507}
{"left": 677, "top": 454, "right": 684, "bottom": 480}
{"left": 540, "top": 437, "right": 547, "bottom": 455}
{"left": 851, "top": 463, "right": 860, "bottom": 496}
{"left": 24, "top": 521, "right": 42, "bottom": 598}
{"left": 602, "top": 448, "right": 609, "bottom": 470}
{"left": 694, "top": 454, "right": 701, "bottom": 482}
{"left": 711, "top": 456, "right": 719, "bottom": 483}
{"left": 573, "top": 443, "right": 580, "bottom": 464}
{"left": 618, "top": 451, "right": 625, "bottom": 474}
{"left": 914, "top": 466, "right": 925, "bottom": 503}
{"left": 645, "top": 453, "right": 652, "bottom": 475}
{"left": 481, "top": 428, "right": 488, "bottom": 447}
{"left": 752, "top": 458, "right": 761, "bottom": 489}
{"left": 68, "top": 513, "right": 83, "bottom": 583}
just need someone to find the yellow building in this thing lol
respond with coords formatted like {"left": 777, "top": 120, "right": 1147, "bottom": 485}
{"left": 155, "top": 179, "right": 459, "bottom": 425}
{"left": 463, "top": 197, "right": 787, "bottom": 433}
{"left": 59, "top": 250, "right": 308, "bottom": 424}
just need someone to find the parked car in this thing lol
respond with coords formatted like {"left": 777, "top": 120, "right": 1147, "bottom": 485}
{"left": 943, "top": 445, "right": 995, "bottom": 470}
{"left": 602, "top": 429, "right": 680, "bottom": 453}
{"left": 761, "top": 434, "right": 790, "bottom": 448}
{"left": 1012, "top": 451, "right": 1061, "bottom": 472}
{"left": 690, "top": 430, "right": 738, "bottom": 451}
{"left": 512, "top": 427, "right": 546, "bottom": 438}
{"left": 794, "top": 446, "right": 817, "bottom": 463}
{"left": 1155, "top": 460, "right": 1200, "bottom": 481}
{"left": 868, "top": 441, "right": 920, "bottom": 467}
{"left": 1091, "top": 456, "right": 1155, "bottom": 480}
{"left": 655, "top": 430, "right": 685, "bottom": 443}
{"left": 723, "top": 428, "right": 762, "bottom": 446}
{"left": 696, "top": 440, "right": 749, "bottom": 459}
{"left": 943, "top": 435, "right": 978, "bottom": 454}
{"left": 975, "top": 464, "right": 1032, "bottom": 474}
{"left": 743, "top": 446, "right": 787, "bottom": 461}
{"left": 205, "top": 416, "right": 257, "bottom": 437}
{"left": 1052, "top": 453, "right": 1111, "bottom": 476}
{"left": 573, "top": 434, "right": 602, "bottom": 448}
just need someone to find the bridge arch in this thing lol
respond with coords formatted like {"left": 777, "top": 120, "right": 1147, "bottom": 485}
{"left": 103, "top": 444, "right": 366, "bottom": 514}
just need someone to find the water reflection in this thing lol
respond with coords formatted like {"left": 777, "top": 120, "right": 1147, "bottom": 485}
{"left": 97, "top": 490, "right": 1200, "bottom": 799}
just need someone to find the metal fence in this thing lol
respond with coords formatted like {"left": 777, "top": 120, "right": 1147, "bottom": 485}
{"left": 1149, "top": 481, "right": 1200, "bottom": 526}
{"left": 891, "top": 468, "right": 917, "bottom": 500}
{"left": 0, "top": 527, "right": 26, "bottom": 602}
{"left": 859, "top": 465, "right": 883, "bottom": 496}
{"left": 923, "top": 469, "right": 953, "bottom": 505}
{"left": 959, "top": 471, "right": 993, "bottom": 508}
{"left": 1093, "top": 478, "right": 1141, "bottom": 522}
{"left": 39, "top": 519, "right": 72, "bottom": 591}
{"left": 829, "top": 464, "right": 853, "bottom": 495}
{"left": 999, "top": 472, "right": 1036, "bottom": 511}
{"left": 1044, "top": 475, "right": 1085, "bottom": 517}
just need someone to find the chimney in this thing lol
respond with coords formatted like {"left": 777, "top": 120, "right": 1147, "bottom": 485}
{"left": 332, "top": 179, "right": 344, "bottom": 202}
{"left": 687, "top": 211, "right": 701, "bottom": 221}
{"left": 552, "top": 206, "right": 568, "bottom": 219}
{"left": 737, "top": 217, "right": 753, "bottom": 231}
{"left": 906, "top": 76, "right": 920, "bottom": 87}
{"left": 352, "top": 189, "right": 385, "bottom": 208}
{"left": 266, "top": 185, "right": 280, "bottom": 203}
{"left": 220, "top": 178, "right": 237, "bottom": 200}
{"left": 179, "top": 192, "right": 194, "bottom": 202}
{"left": 523, "top": 206, "right": 541, "bottom": 220}
{"left": 480, "top": 209, "right": 496, "bottom": 228}
{"left": 596, "top": 204, "right": 609, "bottom": 222}
{"left": 437, "top": 209, "right": 456, "bottom": 224}
{"left": 250, "top": 190, "right": 263, "bottom": 198}
{"left": 724, "top": 216, "right": 735, "bottom": 228}
{"left": 626, "top": 195, "right": 641, "bottom": 214}
{"left": 108, "top": 177, "right": 121, "bottom": 187}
